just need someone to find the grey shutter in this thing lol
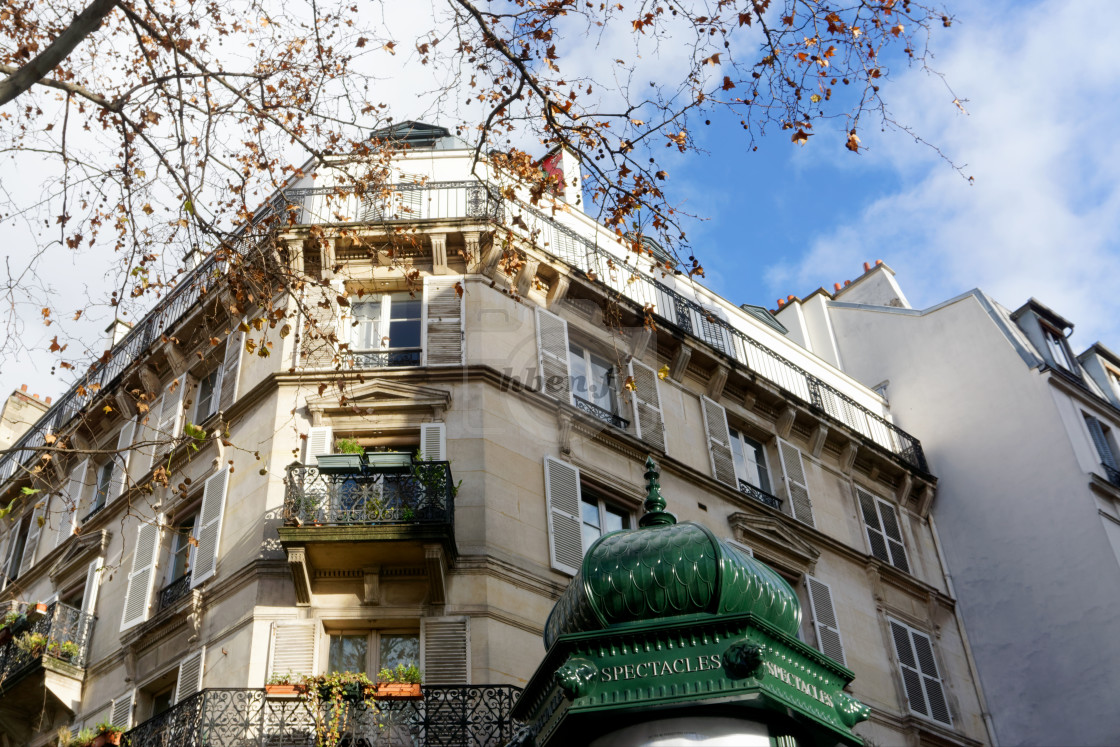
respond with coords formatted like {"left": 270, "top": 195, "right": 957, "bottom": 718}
{"left": 543, "top": 456, "right": 582, "bottom": 576}
{"left": 120, "top": 519, "right": 162, "bottom": 631}
{"left": 536, "top": 308, "right": 571, "bottom": 401}
{"left": 806, "top": 576, "right": 846, "bottom": 666}
{"left": 173, "top": 648, "right": 205, "bottom": 703}
{"left": 778, "top": 439, "right": 815, "bottom": 527}
{"left": 218, "top": 327, "right": 245, "bottom": 412}
{"left": 108, "top": 420, "right": 136, "bottom": 503}
{"left": 81, "top": 558, "right": 104, "bottom": 618}
{"left": 57, "top": 458, "right": 88, "bottom": 547}
{"left": 421, "top": 616, "right": 470, "bottom": 684}
{"left": 422, "top": 276, "right": 465, "bottom": 366}
{"left": 857, "top": 488, "right": 910, "bottom": 572}
{"left": 890, "top": 620, "right": 952, "bottom": 726}
{"left": 302, "top": 426, "right": 333, "bottom": 463}
{"left": 191, "top": 468, "right": 229, "bottom": 587}
{"left": 154, "top": 375, "right": 187, "bottom": 464}
{"left": 17, "top": 502, "right": 45, "bottom": 575}
{"left": 420, "top": 423, "right": 446, "bottom": 462}
{"left": 1085, "top": 414, "right": 1119, "bottom": 469}
{"left": 700, "top": 396, "right": 736, "bottom": 487}
{"left": 111, "top": 690, "right": 135, "bottom": 730}
{"left": 628, "top": 360, "right": 666, "bottom": 452}
{"left": 269, "top": 621, "right": 318, "bottom": 680}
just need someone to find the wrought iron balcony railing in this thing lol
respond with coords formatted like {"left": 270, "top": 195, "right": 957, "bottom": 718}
{"left": 345, "top": 347, "right": 422, "bottom": 369}
{"left": 284, "top": 462, "right": 455, "bottom": 527}
{"left": 1102, "top": 462, "right": 1120, "bottom": 489}
{"left": 122, "top": 685, "right": 522, "bottom": 747}
{"left": 0, "top": 601, "right": 95, "bottom": 685}
{"left": 738, "top": 479, "right": 782, "bottom": 510}
{"left": 158, "top": 574, "right": 192, "bottom": 611}
{"left": 572, "top": 396, "right": 630, "bottom": 430}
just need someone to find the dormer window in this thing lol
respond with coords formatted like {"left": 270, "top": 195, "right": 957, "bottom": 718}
{"left": 1042, "top": 324, "right": 1077, "bottom": 372}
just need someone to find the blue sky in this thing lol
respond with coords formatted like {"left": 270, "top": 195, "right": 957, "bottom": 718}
{"left": 2, "top": 0, "right": 1119, "bottom": 402}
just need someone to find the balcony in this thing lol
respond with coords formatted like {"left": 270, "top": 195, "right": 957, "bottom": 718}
{"left": 737, "top": 479, "right": 782, "bottom": 511}
{"left": 121, "top": 685, "right": 522, "bottom": 747}
{"left": 1103, "top": 463, "right": 1120, "bottom": 489}
{"left": 278, "top": 462, "right": 457, "bottom": 605}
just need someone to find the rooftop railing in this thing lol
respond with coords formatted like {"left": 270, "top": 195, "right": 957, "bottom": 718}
{"left": 121, "top": 685, "right": 523, "bottom": 747}
{"left": 284, "top": 462, "right": 455, "bottom": 527}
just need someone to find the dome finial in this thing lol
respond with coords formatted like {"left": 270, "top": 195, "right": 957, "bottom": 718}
{"left": 640, "top": 456, "right": 676, "bottom": 527}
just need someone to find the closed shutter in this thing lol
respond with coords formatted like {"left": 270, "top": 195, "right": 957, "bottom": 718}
{"left": 154, "top": 375, "right": 187, "bottom": 463}
{"left": 108, "top": 421, "right": 136, "bottom": 503}
{"left": 302, "top": 426, "right": 333, "bottom": 463}
{"left": 857, "top": 488, "right": 910, "bottom": 572}
{"left": 890, "top": 620, "right": 952, "bottom": 726}
{"left": 269, "top": 621, "right": 318, "bottom": 680}
{"left": 422, "top": 276, "right": 465, "bottom": 366}
{"left": 218, "top": 326, "right": 245, "bottom": 412}
{"left": 0, "top": 527, "right": 17, "bottom": 585}
{"left": 191, "top": 468, "right": 229, "bottom": 588}
{"left": 173, "top": 648, "right": 205, "bottom": 703}
{"left": 57, "top": 458, "right": 89, "bottom": 547}
{"left": 81, "top": 558, "right": 104, "bottom": 618}
{"left": 536, "top": 308, "right": 571, "bottom": 401}
{"left": 420, "top": 423, "right": 446, "bottom": 462}
{"left": 806, "top": 576, "right": 846, "bottom": 666}
{"left": 120, "top": 519, "right": 162, "bottom": 631}
{"left": 628, "top": 360, "right": 666, "bottom": 452}
{"left": 111, "top": 690, "right": 135, "bottom": 730}
{"left": 543, "top": 456, "right": 583, "bottom": 576}
{"left": 777, "top": 439, "right": 815, "bottom": 527}
{"left": 725, "top": 538, "right": 753, "bottom": 558}
{"left": 700, "top": 396, "right": 736, "bottom": 487}
{"left": 421, "top": 616, "right": 470, "bottom": 684}
{"left": 17, "top": 502, "right": 45, "bottom": 575}
{"left": 301, "top": 286, "right": 339, "bottom": 369}
{"left": 1085, "top": 414, "right": 1119, "bottom": 469}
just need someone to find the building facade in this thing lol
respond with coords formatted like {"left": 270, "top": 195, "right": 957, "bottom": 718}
{"left": 0, "top": 125, "right": 990, "bottom": 746}
{"left": 777, "top": 264, "right": 1120, "bottom": 745}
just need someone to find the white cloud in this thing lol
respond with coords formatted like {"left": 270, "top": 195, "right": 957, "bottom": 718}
{"left": 770, "top": 0, "right": 1120, "bottom": 349}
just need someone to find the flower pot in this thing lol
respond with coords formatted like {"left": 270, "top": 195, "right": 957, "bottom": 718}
{"left": 92, "top": 733, "right": 122, "bottom": 747}
{"left": 315, "top": 453, "right": 366, "bottom": 474}
{"left": 34, "top": 603, "right": 47, "bottom": 615}
{"left": 376, "top": 683, "right": 422, "bottom": 700}
{"left": 365, "top": 452, "right": 412, "bottom": 471}
{"left": 265, "top": 684, "right": 299, "bottom": 696}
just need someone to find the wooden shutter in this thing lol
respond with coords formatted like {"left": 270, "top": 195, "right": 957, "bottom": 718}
{"left": 191, "top": 468, "right": 229, "bottom": 588}
{"left": 421, "top": 616, "right": 470, "bottom": 684}
{"left": 173, "top": 648, "right": 205, "bottom": 703}
{"left": 890, "top": 620, "right": 952, "bottom": 726}
{"left": 218, "top": 327, "right": 245, "bottom": 412}
{"left": 269, "top": 621, "right": 318, "bottom": 680}
{"left": 725, "top": 538, "right": 753, "bottom": 558}
{"left": 111, "top": 690, "right": 135, "bottom": 730}
{"left": 422, "top": 276, "right": 465, "bottom": 366}
{"left": 535, "top": 308, "right": 571, "bottom": 401}
{"left": 778, "top": 439, "right": 815, "bottom": 527}
{"left": 628, "top": 360, "right": 666, "bottom": 451}
{"left": 302, "top": 426, "right": 333, "bottom": 463}
{"left": 857, "top": 488, "right": 910, "bottom": 572}
{"left": 154, "top": 375, "right": 187, "bottom": 463}
{"left": 806, "top": 576, "right": 846, "bottom": 666}
{"left": 120, "top": 519, "right": 162, "bottom": 631}
{"left": 0, "top": 525, "right": 18, "bottom": 585}
{"left": 108, "top": 420, "right": 136, "bottom": 503}
{"left": 543, "top": 456, "right": 583, "bottom": 576}
{"left": 1085, "top": 414, "right": 1119, "bottom": 469}
{"left": 700, "top": 396, "right": 736, "bottom": 487}
{"left": 79, "top": 558, "right": 104, "bottom": 619}
{"left": 420, "top": 423, "right": 446, "bottom": 462}
{"left": 17, "top": 502, "right": 45, "bottom": 575}
{"left": 57, "top": 458, "right": 88, "bottom": 547}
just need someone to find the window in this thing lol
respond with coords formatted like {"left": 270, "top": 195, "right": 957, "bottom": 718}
{"left": 889, "top": 618, "right": 952, "bottom": 726}
{"left": 1085, "top": 414, "right": 1119, "bottom": 486}
{"left": 2, "top": 513, "right": 31, "bottom": 583}
{"left": 729, "top": 429, "right": 773, "bottom": 496}
{"left": 166, "top": 514, "right": 197, "bottom": 585}
{"left": 351, "top": 293, "right": 422, "bottom": 367}
{"left": 326, "top": 630, "right": 420, "bottom": 676}
{"left": 568, "top": 343, "right": 623, "bottom": 424}
{"left": 88, "top": 460, "right": 115, "bottom": 518}
{"left": 194, "top": 368, "right": 221, "bottom": 423}
{"left": 1108, "top": 367, "right": 1120, "bottom": 398}
{"left": 856, "top": 487, "right": 911, "bottom": 573}
{"left": 1043, "top": 324, "right": 1076, "bottom": 372}
{"left": 580, "top": 492, "right": 631, "bottom": 551}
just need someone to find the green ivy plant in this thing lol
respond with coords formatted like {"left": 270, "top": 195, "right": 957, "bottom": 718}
{"left": 297, "top": 671, "right": 379, "bottom": 747}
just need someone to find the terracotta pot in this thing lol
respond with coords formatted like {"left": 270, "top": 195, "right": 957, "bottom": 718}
{"left": 33, "top": 603, "right": 47, "bottom": 614}
{"left": 376, "top": 683, "right": 421, "bottom": 700}
{"left": 265, "top": 684, "right": 299, "bottom": 696}
{"left": 92, "top": 733, "right": 122, "bottom": 747}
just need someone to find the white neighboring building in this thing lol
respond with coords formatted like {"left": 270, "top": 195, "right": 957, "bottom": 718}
{"left": 778, "top": 264, "right": 1120, "bottom": 746}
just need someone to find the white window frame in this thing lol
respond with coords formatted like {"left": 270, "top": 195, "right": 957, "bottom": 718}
{"left": 193, "top": 367, "right": 222, "bottom": 424}
{"left": 164, "top": 511, "right": 199, "bottom": 587}
{"left": 568, "top": 342, "right": 623, "bottom": 422}
{"left": 728, "top": 428, "right": 772, "bottom": 495}
{"left": 323, "top": 627, "right": 421, "bottom": 677}
{"left": 579, "top": 490, "right": 633, "bottom": 553}
{"left": 1042, "top": 323, "right": 1076, "bottom": 372}
{"left": 351, "top": 292, "right": 422, "bottom": 366}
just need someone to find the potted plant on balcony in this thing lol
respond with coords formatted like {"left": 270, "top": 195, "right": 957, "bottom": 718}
{"left": 315, "top": 437, "right": 367, "bottom": 474}
{"left": 376, "top": 663, "right": 422, "bottom": 699}
{"left": 0, "top": 610, "right": 26, "bottom": 645}
{"left": 47, "top": 639, "right": 81, "bottom": 663}
{"left": 91, "top": 722, "right": 124, "bottom": 747}
{"left": 265, "top": 671, "right": 302, "bottom": 696}
{"left": 70, "top": 728, "right": 97, "bottom": 747}
{"left": 14, "top": 631, "right": 48, "bottom": 657}
{"left": 365, "top": 450, "right": 412, "bottom": 471}
{"left": 297, "top": 671, "right": 379, "bottom": 747}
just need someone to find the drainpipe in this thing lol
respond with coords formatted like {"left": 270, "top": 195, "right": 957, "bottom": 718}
{"left": 930, "top": 514, "right": 1000, "bottom": 747}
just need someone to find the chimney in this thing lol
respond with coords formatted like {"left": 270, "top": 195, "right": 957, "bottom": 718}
{"left": 105, "top": 318, "right": 133, "bottom": 351}
{"left": 834, "top": 283, "right": 842, "bottom": 292}
{"left": 20, "top": 384, "right": 27, "bottom": 393}
{"left": 863, "top": 261, "right": 871, "bottom": 272}
{"left": 183, "top": 244, "right": 204, "bottom": 270}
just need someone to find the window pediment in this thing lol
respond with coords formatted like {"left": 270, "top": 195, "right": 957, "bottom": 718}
{"left": 48, "top": 528, "right": 108, "bottom": 588}
{"left": 306, "top": 380, "right": 451, "bottom": 423}
{"left": 727, "top": 512, "right": 819, "bottom": 576}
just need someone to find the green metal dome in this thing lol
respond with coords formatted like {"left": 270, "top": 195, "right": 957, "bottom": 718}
{"left": 544, "top": 459, "right": 801, "bottom": 649}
